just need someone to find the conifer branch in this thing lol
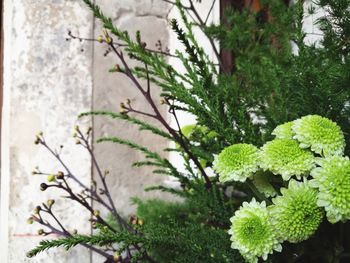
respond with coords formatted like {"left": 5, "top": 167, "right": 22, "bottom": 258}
{"left": 79, "top": 111, "right": 173, "bottom": 141}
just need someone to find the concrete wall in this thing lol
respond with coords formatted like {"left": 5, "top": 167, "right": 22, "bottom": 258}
{"left": 0, "top": 0, "right": 171, "bottom": 262}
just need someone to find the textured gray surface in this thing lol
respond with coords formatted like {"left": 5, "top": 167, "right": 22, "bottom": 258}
{"left": 6, "top": 0, "right": 93, "bottom": 262}
{"left": 3, "top": 0, "right": 171, "bottom": 262}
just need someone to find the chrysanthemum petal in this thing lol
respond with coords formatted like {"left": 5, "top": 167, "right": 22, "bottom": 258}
{"left": 229, "top": 199, "right": 281, "bottom": 263}
{"left": 310, "top": 156, "right": 350, "bottom": 223}
{"left": 272, "top": 121, "right": 294, "bottom": 140}
{"left": 259, "top": 139, "right": 315, "bottom": 181}
{"left": 213, "top": 144, "right": 259, "bottom": 183}
{"left": 292, "top": 115, "right": 345, "bottom": 157}
{"left": 269, "top": 180, "right": 323, "bottom": 243}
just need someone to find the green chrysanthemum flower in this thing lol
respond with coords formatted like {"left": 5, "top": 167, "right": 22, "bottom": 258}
{"left": 269, "top": 180, "right": 323, "bottom": 243}
{"left": 310, "top": 156, "right": 350, "bottom": 223}
{"left": 252, "top": 173, "right": 277, "bottom": 198}
{"left": 260, "top": 139, "right": 315, "bottom": 181}
{"left": 292, "top": 115, "right": 345, "bottom": 157}
{"left": 272, "top": 121, "right": 294, "bottom": 140}
{"left": 213, "top": 144, "right": 259, "bottom": 183}
{"left": 229, "top": 199, "right": 282, "bottom": 263}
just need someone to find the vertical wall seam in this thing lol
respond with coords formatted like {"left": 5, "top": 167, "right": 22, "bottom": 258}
{"left": 90, "top": 1, "right": 96, "bottom": 262}
{"left": 0, "top": 0, "right": 13, "bottom": 261}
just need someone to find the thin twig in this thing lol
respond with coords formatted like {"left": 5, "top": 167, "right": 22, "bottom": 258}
{"left": 32, "top": 216, "right": 114, "bottom": 261}
{"left": 108, "top": 42, "right": 212, "bottom": 189}
{"left": 187, "top": 0, "right": 223, "bottom": 72}
{"left": 205, "top": 0, "right": 217, "bottom": 24}
{"left": 77, "top": 130, "right": 132, "bottom": 232}
{"left": 68, "top": 31, "right": 178, "bottom": 58}
{"left": 40, "top": 140, "right": 114, "bottom": 213}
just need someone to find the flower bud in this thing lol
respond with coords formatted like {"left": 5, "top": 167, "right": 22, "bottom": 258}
{"left": 56, "top": 171, "right": 64, "bottom": 180}
{"left": 27, "top": 217, "right": 34, "bottom": 225}
{"left": 47, "top": 174, "right": 55, "bottom": 182}
{"left": 119, "top": 108, "right": 127, "bottom": 114}
{"left": 40, "top": 183, "right": 48, "bottom": 191}
{"left": 97, "top": 35, "right": 103, "bottom": 43}
{"left": 34, "top": 206, "right": 41, "bottom": 214}
{"left": 47, "top": 199, "right": 55, "bottom": 207}
{"left": 93, "top": 210, "right": 100, "bottom": 217}
{"left": 106, "top": 36, "right": 113, "bottom": 44}
{"left": 38, "top": 229, "right": 45, "bottom": 235}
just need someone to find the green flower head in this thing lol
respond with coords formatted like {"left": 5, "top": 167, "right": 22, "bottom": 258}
{"left": 270, "top": 180, "right": 323, "bottom": 243}
{"left": 292, "top": 115, "right": 345, "bottom": 157}
{"left": 229, "top": 199, "right": 282, "bottom": 263}
{"left": 310, "top": 156, "right": 350, "bottom": 223}
{"left": 213, "top": 144, "right": 259, "bottom": 183}
{"left": 259, "top": 139, "right": 315, "bottom": 181}
{"left": 272, "top": 121, "right": 294, "bottom": 140}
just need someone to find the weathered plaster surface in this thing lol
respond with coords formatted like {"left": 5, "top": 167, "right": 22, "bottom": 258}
{"left": 2, "top": 0, "right": 172, "bottom": 262}
{"left": 4, "top": 0, "right": 93, "bottom": 262}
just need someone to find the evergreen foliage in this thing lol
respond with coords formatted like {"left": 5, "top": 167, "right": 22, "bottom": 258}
{"left": 28, "top": 0, "right": 350, "bottom": 262}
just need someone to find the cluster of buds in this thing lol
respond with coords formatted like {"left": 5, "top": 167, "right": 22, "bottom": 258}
{"left": 129, "top": 215, "right": 144, "bottom": 226}
{"left": 73, "top": 125, "right": 81, "bottom": 144}
{"left": 73, "top": 125, "right": 92, "bottom": 144}
{"left": 119, "top": 102, "right": 127, "bottom": 114}
{"left": 97, "top": 29, "right": 113, "bottom": 45}
{"left": 119, "top": 98, "right": 131, "bottom": 115}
